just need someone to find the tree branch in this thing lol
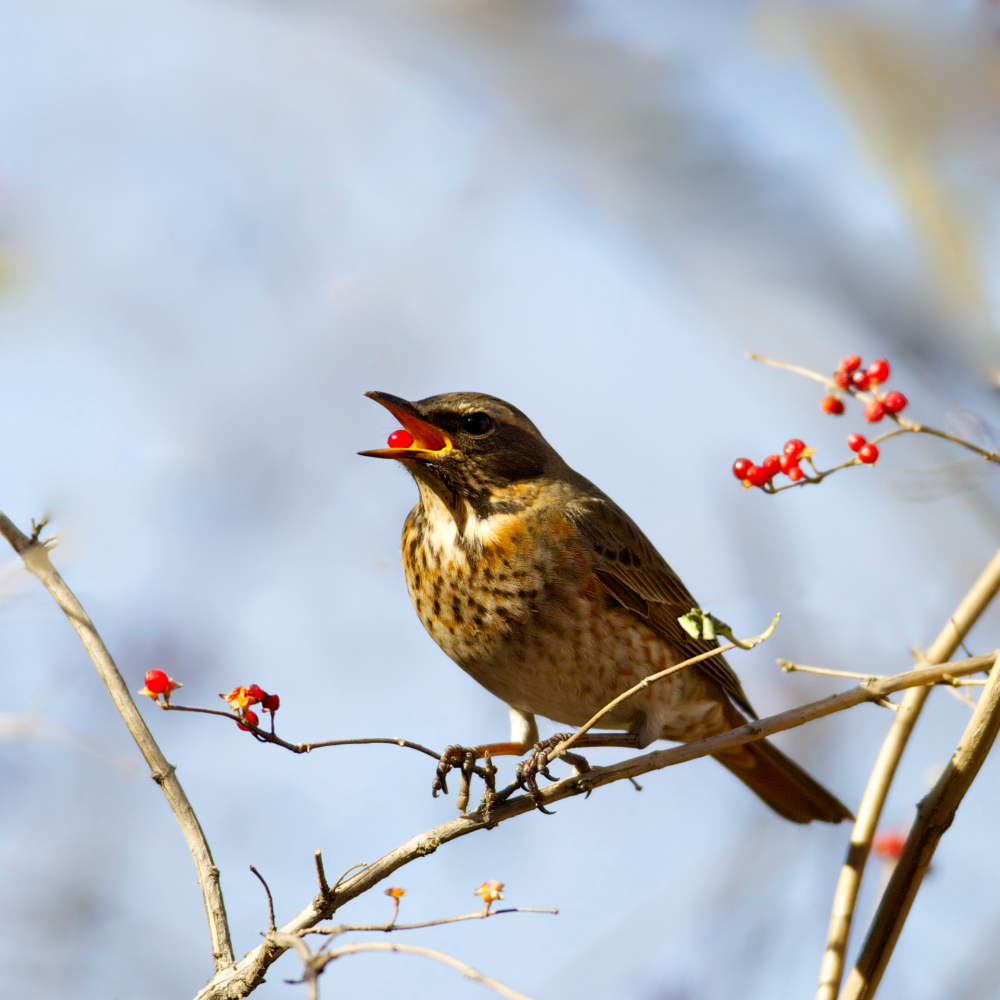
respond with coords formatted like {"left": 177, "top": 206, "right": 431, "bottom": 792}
{"left": 304, "top": 906, "right": 558, "bottom": 937}
{"left": 841, "top": 651, "right": 1000, "bottom": 1000}
{"left": 817, "top": 547, "right": 1000, "bottom": 1000}
{"left": 193, "top": 651, "right": 995, "bottom": 1000}
{"left": 0, "top": 514, "right": 235, "bottom": 970}
{"left": 275, "top": 936, "right": 539, "bottom": 1000}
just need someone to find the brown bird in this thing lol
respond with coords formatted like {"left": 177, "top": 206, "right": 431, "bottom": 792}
{"left": 361, "top": 391, "right": 850, "bottom": 823}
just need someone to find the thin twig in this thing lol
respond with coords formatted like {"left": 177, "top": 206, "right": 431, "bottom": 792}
{"left": 160, "top": 703, "right": 443, "bottom": 761}
{"left": 270, "top": 933, "right": 319, "bottom": 1000}
{"left": 747, "top": 352, "right": 838, "bottom": 389}
{"left": 249, "top": 867, "right": 276, "bottom": 933}
{"left": 779, "top": 660, "right": 885, "bottom": 681}
{"left": 332, "top": 863, "right": 367, "bottom": 892}
{"left": 194, "top": 651, "right": 996, "bottom": 1000}
{"left": 817, "top": 548, "right": 1000, "bottom": 1000}
{"left": 559, "top": 613, "right": 780, "bottom": 755}
{"left": 780, "top": 658, "right": 989, "bottom": 689}
{"left": 766, "top": 429, "right": 910, "bottom": 493}
{"left": 944, "top": 686, "right": 979, "bottom": 710}
{"left": 842, "top": 652, "right": 1000, "bottom": 1000}
{"left": 304, "top": 907, "right": 559, "bottom": 937}
{"left": 314, "top": 852, "right": 331, "bottom": 899}
{"left": 307, "top": 941, "right": 541, "bottom": 1000}
{"left": 0, "top": 514, "right": 235, "bottom": 970}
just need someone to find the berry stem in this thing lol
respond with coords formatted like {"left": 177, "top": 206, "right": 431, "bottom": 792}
{"left": 766, "top": 428, "right": 910, "bottom": 493}
{"left": 746, "top": 352, "right": 838, "bottom": 390}
{"left": 894, "top": 419, "right": 999, "bottom": 464}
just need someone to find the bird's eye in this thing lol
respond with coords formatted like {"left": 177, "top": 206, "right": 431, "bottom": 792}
{"left": 461, "top": 412, "right": 495, "bottom": 436}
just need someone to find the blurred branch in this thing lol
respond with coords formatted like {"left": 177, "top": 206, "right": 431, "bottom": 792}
{"left": 817, "top": 548, "right": 1000, "bottom": 1000}
{"left": 0, "top": 513, "right": 235, "bottom": 970}
{"left": 792, "top": 9, "right": 988, "bottom": 315}
{"left": 194, "top": 650, "right": 994, "bottom": 1000}
{"left": 272, "top": 935, "right": 538, "bottom": 1000}
{"left": 842, "top": 651, "right": 1000, "bottom": 1000}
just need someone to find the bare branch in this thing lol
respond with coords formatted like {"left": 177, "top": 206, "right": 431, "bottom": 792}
{"left": 194, "top": 651, "right": 995, "bottom": 1000}
{"left": 304, "top": 906, "right": 558, "bottom": 937}
{"left": 0, "top": 513, "right": 235, "bottom": 970}
{"left": 842, "top": 652, "right": 1000, "bottom": 1000}
{"left": 160, "top": 703, "right": 443, "bottom": 762}
{"left": 817, "top": 548, "right": 1000, "bottom": 1000}
{"left": 306, "top": 941, "right": 540, "bottom": 1000}
{"left": 313, "top": 852, "right": 331, "bottom": 900}
{"left": 249, "top": 867, "right": 276, "bottom": 934}
{"left": 780, "top": 660, "right": 886, "bottom": 682}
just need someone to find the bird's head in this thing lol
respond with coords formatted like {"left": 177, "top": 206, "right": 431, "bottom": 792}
{"left": 360, "top": 391, "right": 562, "bottom": 504}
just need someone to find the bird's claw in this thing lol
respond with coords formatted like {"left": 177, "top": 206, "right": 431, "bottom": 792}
{"left": 433, "top": 745, "right": 495, "bottom": 813}
{"left": 433, "top": 744, "right": 475, "bottom": 797}
{"left": 515, "top": 734, "right": 590, "bottom": 815}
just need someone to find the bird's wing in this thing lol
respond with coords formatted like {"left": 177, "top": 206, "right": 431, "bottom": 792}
{"left": 566, "top": 493, "right": 757, "bottom": 718}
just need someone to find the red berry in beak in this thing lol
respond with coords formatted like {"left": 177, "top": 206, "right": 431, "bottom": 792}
{"left": 387, "top": 429, "right": 414, "bottom": 449}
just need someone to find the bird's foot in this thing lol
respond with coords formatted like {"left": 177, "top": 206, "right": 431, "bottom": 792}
{"left": 433, "top": 745, "right": 497, "bottom": 813}
{"left": 515, "top": 734, "right": 591, "bottom": 815}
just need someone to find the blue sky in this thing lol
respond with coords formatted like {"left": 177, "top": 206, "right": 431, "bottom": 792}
{"left": 2, "top": 2, "right": 998, "bottom": 999}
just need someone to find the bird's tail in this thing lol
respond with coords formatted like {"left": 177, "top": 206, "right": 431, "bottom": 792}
{"left": 714, "top": 737, "right": 852, "bottom": 824}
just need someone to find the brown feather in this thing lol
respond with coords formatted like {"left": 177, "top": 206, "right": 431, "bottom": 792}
{"left": 566, "top": 492, "right": 757, "bottom": 718}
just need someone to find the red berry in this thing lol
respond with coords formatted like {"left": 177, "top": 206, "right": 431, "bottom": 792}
{"left": 847, "top": 433, "right": 867, "bottom": 452}
{"left": 787, "top": 464, "right": 804, "bottom": 482}
{"left": 834, "top": 370, "right": 851, "bottom": 390}
{"left": 866, "top": 359, "right": 890, "bottom": 384}
{"left": 261, "top": 693, "right": 280, "bottom": 713}
{"left": 779, "top": 454, "right": 798, "bottom": 474}
{"left": 144, "top": 669, "right": 172, "bottom": 694}
{"left": 850, "top": 370, "right": 871, "bottom": 391}
{"left": 865, "top": 401, "right": 886, "bottom": 423}
{"left": 883, "top": 390, "right": 908, "bottom": 414}
{"left": 841, "top": 354, "right": 862, "bottom": 373}
{"left": 783, "top": 439, "right": 806, "bottom": 459}
{"left": 858, "top": 443, "right": 880, "bottom": 464}
{"left": 873, "top": 830, "right": 906, "bottom": 861}
{"left": 238, "top": 709, "right": 260, "bottom": 731}
{"left": 761, "top": 454, "right": 782, "bottom": 478}
{"left": 387, "top": 429, "right": 414, "bottom": 449}
{"left": 246, "top": 684, "right": 265, "bottom": 703}
{"left": 746, "top": 465, "right": 771, "bottom": 488}
{"left": 821, "top": 395, "right": 844, "bottom": 415}
{"left": 732, "top": 457, "right": 754, "bottom": 481}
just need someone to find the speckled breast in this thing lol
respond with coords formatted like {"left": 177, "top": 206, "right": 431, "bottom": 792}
{"left": 400, "top": 482, "right": 728, "bottom": 744}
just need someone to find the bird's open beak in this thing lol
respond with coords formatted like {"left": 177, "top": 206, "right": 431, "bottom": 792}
{"left": 359, "top": 391, "right": 454, "bottom": 459}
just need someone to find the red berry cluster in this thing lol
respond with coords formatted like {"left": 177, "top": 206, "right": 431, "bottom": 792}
{"left": 732, "top": 438, "right": 812, "bottom": 489}
{"left": 224, "top": 684, "right": 281, "bottom": 731}
{"left": 139, "top": 668, "right": 182, "bottom": 703}
{"left": 848, "top": 433, "right": 879, "bottom": 464}
{"left": 821, "top": 355, "right": 908, "bottom": 424}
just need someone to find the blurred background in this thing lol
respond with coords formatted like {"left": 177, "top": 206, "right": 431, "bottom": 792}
{"left": 2, "top": 1, "right": 999, "bottom": 998}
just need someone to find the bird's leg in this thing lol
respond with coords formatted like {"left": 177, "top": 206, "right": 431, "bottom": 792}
{"left": 516, "top": 731, "right": 643, "bottom": 813}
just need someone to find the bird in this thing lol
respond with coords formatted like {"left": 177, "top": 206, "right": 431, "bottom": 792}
{"left": 360, "top": 391, "right": 851, "bottom": 823}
